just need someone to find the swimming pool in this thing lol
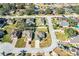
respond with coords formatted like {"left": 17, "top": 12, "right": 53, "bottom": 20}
{"left": 75, "top": 25, "right": 79, "bottom": 29}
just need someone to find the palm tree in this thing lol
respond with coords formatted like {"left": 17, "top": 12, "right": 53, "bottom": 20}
{"left": 18, "top": 50, "right": 27, "bottom": 56}
{"left": 1, "top": 51, "right": 6, "bottom": 56}
{"left": 1, "top": 51, "right": 15, "bottom": 56}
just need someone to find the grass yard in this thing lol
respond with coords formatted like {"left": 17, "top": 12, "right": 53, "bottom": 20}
{"left": 36, "top": 27, "right": 48, "bottom": 32}
{"left": 40, "top": 34, "right": 52, "bottom": 48}
{"left": 3, "top": 24, "right": 16, "bottom": 33}
{"left": 2, "top": 34, "right": 11, "bottom": 43}
{"left": 36, "top": 27, "right": 52, "bottom": 48}
{"left": 55, "top": 32, "right": 69, "bottom": 41}
{"left": 15, "top": 37, "right": 26, "bottom": 48}
{"left": 36, "top": 18, "right": 41, "bottom": 26}
{"left": 36, "top": 17, "right": 45, "bottom": 26}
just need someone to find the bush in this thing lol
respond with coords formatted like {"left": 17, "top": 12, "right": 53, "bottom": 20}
{"left": 64, "top": 28, "right": 78, "bottom": 38}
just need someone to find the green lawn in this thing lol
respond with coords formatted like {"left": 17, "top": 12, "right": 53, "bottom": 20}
{"left": 40, "top": 34, "right": 52, "bottom": 48}
{"left": 36, "top": 27, "right": 48, "bottom": 32}
{"left": 2, "top": 34, "right": 11, "bottom": 43}
{"left": 56, "top": 32, "right": 69, "bottom": 41}
{"left": 3, "top": 24, "right": 16, "bottom": 33}
{"left": 15, "top": 37, "right": 26, "bottom": 48}
{"left": 36, "top": 17, "right": 46, "bottom": 26}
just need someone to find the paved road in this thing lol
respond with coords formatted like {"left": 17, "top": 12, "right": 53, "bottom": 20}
{"left": 0, "top": 15, "right": 77, "bottom": 54}
{"left": 47, "top": 17, "right": 58, "bottom": 49}
{"left": 0, "top": 15, "right": 78, "bottom": 18}
{"left": 13, "top": 17, "right": 58, "bottom": 53}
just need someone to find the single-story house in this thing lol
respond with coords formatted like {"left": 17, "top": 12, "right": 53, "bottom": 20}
{"left": 37, "top": 32, "right": 47, "bottom": 41}
{"left": 59, "top": 20, "right": 69, "bottom": 27}
{"left": 0, "top": 18, "right": 7, "bottom": 27}
{"left": 26, "top": 18, "right": 36, "bottom": 27}
{"left": 0, "top": 30, "right": 5, "bottom": 38}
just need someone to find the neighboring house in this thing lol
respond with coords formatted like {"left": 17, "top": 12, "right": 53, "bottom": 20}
{"left": 0, "top": 18, "right": 7, "bottom": 28}
{"left": 0, "top": 30, "right": 7, "bottom": 41}
{"left": 11, "top": 29, "right": 22, "bottom": 39}
{"left": 7, "top": 19, "right": 16, "bottom": 25}
{"left": 16, "top": 30, "right": 22, "bottom": 38}
{"left": 22, "top": 29, "right": 35, "bottom": 41}
{"left": 64, "top": 8, "right": 74, "bottom": 14}
{"left": 0, "top": 30, "right": 5, "bottom": 38}
{"left": 71, "top": 17, "right": 79, "bottom": 22}
{"left": 25, "top": 30, "right": 35, "bottom": 40}
{"left": 69, "top": 47, "right": 79, "bottom": 56}
{"left": 37, "top": 32, "right": 47, "bottom": 41}
{"left": 59, "top": 20, "right": 69, "bottom": 27}
{"left": 26, "top": 18, "right": 36, "bottom": 27}
{"left": 70, "top": 35, "right": 79, "bottom": 43}
{"left": 34, "top": 6, "right": 39, "bottom": 15}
